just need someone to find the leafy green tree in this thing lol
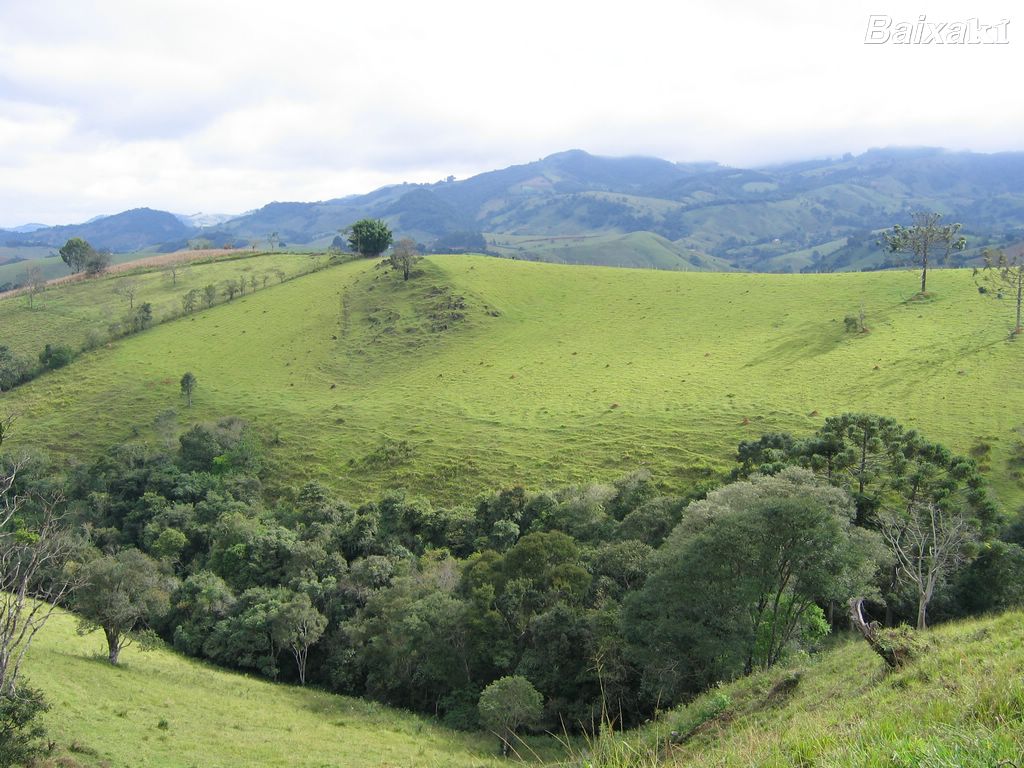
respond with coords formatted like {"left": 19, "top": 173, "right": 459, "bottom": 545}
{"left": 625, "top": 469, "right": 882, "bottom": 702}
{"left": 478, "top": 675, "right": 542, "bottom": 756}
{"left": 881, "top": 211, "right": 965, "bottom": 294}
{"left": 0, "top": 347, "right": 30, "bottom": 392}
{"left": 202, "top": 284, "right": 217, "bottom": 308}
{"left": 58, "top": 237, "right": 95, "bottom": 274}
{"left": 131, "top": 302, "right": 153, "bottom": 332}
{"left": 385, "top": 237, "right": 421, "bottom": 280}
{"left": 271, "top": 592, "right": 326, "bottom": 685}
{"left": 84, "top": 248, "right": 111, "bottom": 276}
{"left": 347, "top": 219, "right": 393, "bottom": 259}
{"left": 974, "top": 247, "right": 1024, "bottom": 335}
{"left": 223, "top": 279, "right": 239, "bottom": 301}
{"left": 0, "top": 684, "right": 49, "bottom": 768}
{"left": 180, "top": 372, "right": 197, "bottom": 407}
{"left": 182, "top": 288, "right": 200, "bottom": 314}
{"left": 75, "top": 548, "right": 178, "bottom": 664}
{"left": 167, "top": 571, "right": 236, "bottom": 656}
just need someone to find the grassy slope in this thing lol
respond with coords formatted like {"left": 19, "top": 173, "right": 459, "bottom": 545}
{"left": 487, "top": 232, "right": 730, "bottom": 271}
{"left": 2, "top": 256, "right": 1022, "bottom": 508}
{"left": 0, "top": 252, "right": 316, "bottom": 359}
{"left": 28, "top": 610, "right": 537, "bottom": 768}
{"left": 613, "top": 611, "right": 1024, "bottom": 768}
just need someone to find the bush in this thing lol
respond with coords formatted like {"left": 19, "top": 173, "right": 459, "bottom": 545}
{"left": 478, "top": 676, "right": 543, "bottom": 756}
{"left": 39, "top": 343, "right": 75, "bottom": 371}
{"left": 0, "top": 685, "right": 50, "bottom": 768}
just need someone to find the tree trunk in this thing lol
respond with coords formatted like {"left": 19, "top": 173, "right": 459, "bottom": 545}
{"left": 105, "top": 626, "right": 122, "bottom": 665}
{"left": 916, "top": 598, "right": 927, "bottom": 631}
{"left": 849, "top": 598, "right": 902, "bottom": 669}
{"left": 1016, "top": 270, "right": 1022, "bottom": 334}
{"left": 920, "top": 242, "right": 929, "bottom": 294}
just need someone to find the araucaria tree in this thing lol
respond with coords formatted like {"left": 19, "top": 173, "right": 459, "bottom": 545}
{"left": 347, "top": 219, "right": 393, "bottom": 259}
{"left": 180, "top": 372, "right": 197, "bottom": 407}
{"left": 882, "top": 211, "right": 966, "bottom": 295}
{"left": 74, "top": 549, "right": 177, "bottom": 664}
{"left": 974, "top": 247, "right": 1024, "bottom": 335}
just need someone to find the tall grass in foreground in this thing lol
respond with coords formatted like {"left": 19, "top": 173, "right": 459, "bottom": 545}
{"left": 560, "top": 611, "right": 1024, "bottom": 768}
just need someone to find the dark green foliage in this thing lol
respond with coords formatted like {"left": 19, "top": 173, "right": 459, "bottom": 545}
{"left": 180, "top": 371, "right": 197, "bottom": 407}
{"left": 58, "top": 237, "right": 96, "bottom": 274}
{"left": 0, "top": 347, "right": 31, "bottom": 391}
{"left": 178, "top": 418, "right": 261, "bottom": 474}
{"left": 956, "top": 541, "right": 1024, "bottom": 614}
{"left": 39, "top": 343, "right": 74, "bottom": 370}
{"left": 624, "top": 469, "right": 882, "bottom": 704}
{"left": 0, "top": 685, "right": 49, "bottom": 768}
{"left": 347, "top": 219, "right": 393, "bottom": 259}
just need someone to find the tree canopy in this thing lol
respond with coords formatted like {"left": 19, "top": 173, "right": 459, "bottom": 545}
{"left": 347, "top": 219, "right": 393, "bottom": 258}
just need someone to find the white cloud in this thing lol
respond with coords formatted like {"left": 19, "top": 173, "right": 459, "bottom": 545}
{"left": 0, "top": 0, "right": 1020, "bottom": 225}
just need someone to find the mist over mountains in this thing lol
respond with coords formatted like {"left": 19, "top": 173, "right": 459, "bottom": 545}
{"left": 5, "top": 146, "right": 1024, "bottom": 273}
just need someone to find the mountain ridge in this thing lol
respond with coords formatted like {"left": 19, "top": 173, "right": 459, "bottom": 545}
{"left": 5, "top": 147, "right": 1024, "bottom": 272}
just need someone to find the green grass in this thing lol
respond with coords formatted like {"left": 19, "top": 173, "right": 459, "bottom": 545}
{"left": 27, "top": 609, "right": 552, "bottom": 768}
{"left": 2, "top": 255, "right": 1023, "bottom": 509}
{"left": 575, "top": 611, "right": 1024, "bottom": 768}
{"left": 0, "top": 251, "right": 318, "bottom": 359}
{"left": 487, "top": 232, "right": 729, "bottom": 271}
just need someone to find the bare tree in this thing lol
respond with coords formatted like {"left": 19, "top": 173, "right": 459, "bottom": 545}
{"left": 386, "top": 237, "right": 422, "bottom": 280}
{"left": 163, "top": 262, "right": 188, "bottom": 287}
{"left": 0, "top": 462, "right": 77, "bottom": 694}
{"left": 0, "top": 411, "right": 14, "bottom": 450}
{"left": 877, "top": 501, "right": 975, "bottom": 629}
{"left": 882, "top": 211, "right": 966, "bottom": 295}
{"left": 22, "top": 266, "right": 45, "bottom": 309}
{"left": 113, "top": 279, "right": 141, "bottom": 309}
{"left": 974, "top": 247, "right": 1024, "bottom": 335}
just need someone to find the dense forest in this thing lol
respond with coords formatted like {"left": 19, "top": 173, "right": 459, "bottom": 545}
{"left": 3, "top": 411, "right": 1019, "bottom": 740}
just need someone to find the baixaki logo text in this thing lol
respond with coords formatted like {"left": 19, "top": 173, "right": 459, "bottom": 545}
{"left": 865, "top": 15, "right": 1009, "bottom": 44}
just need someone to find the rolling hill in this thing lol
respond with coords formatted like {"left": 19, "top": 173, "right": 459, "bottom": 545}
{"left": 1, "top": 254, "right": 1022, "bottom": 511}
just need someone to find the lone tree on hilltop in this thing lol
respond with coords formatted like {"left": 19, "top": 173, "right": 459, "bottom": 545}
{"left": 974, "top": 247, "right": 1024, "bottom": 335}
{"left": 180, "top": 371, "right": 197, "bottom": 407}
{"left": 385, "top": 237, "right": 421, "bottom": 280}
{"left": 347, "top": 219, "right": 393, "bottom": 259}
{"left": 881, "top": 211, "right": 965, "bottom": 295}
{"left": 58, "top": 237, "right": 96, "bottom": 274}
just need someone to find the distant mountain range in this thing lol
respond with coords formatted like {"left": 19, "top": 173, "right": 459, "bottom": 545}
{"left": 4, "top": 147, "right": 1024, "bottom": 272}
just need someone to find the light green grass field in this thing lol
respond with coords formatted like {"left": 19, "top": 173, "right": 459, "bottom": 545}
{"left": 27, "top": 609, "right": 546, "bottom": 768}
{"left": 2, "top": 255, "right": 1022, "bottom": 509}
{"left": 0, "top": 252, "right": 318, "bottom": 359}
{"left": 584, "top": 610, "right": 1024, "bottom": 768}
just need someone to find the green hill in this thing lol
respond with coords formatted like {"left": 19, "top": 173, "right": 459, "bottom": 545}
{"left": 1, "top": 255, "right": 1022, "bottom": 508}
{"left": 27, "top": 609, "right": 543, "bottom": 768}
{"left": 581, "top": 610, "right": 1024, "bottom": 768}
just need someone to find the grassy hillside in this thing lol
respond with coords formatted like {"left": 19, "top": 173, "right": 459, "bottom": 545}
{"left": 583, "top": 610, "right": 1024, "bottom": 767}
{"left": 2, "top": 256, "right": 1022, "bottom": 508}
{"left": 0, "top": 251, "right": 317, "bottom": 359}
{"left": 487, "top": 232, "right": 730, "bottom": 271}
{"left": 27, "top": 609, "right": 546, "bottom": 768}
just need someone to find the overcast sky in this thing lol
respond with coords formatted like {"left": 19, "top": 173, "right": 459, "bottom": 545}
{"left": 0, "top": 0, "right": 1020, "bottom": 226}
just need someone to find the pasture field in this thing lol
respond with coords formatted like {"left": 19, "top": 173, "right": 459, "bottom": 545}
{"left": 27, "top": 609, "right": 549, "bottom": 768}
{"left": 0, "top": 251, "right": 319, "bottom": 359}
{"left": 1, "top": 255, "right": 1021, "bottom": 509}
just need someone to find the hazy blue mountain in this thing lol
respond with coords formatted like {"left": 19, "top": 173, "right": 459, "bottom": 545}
{"left": 7, "top": 148, "right": 1024, "bottom": 271}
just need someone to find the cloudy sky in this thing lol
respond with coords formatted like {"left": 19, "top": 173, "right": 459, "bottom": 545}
{"left": 0, "top": 0, "right": 1020, "bottom": 227}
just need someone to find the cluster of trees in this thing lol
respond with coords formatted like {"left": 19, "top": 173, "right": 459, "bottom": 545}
{"left": 58, "top": 237, "right": 111, "bottom": 276}
{"left": 2, "top": 410, "right": 1018, "bottom": 752}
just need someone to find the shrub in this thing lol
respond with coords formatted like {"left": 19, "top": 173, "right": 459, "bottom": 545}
{"left": 39, "top": 343, "right": 75, "bottom": 371}
{"left": 0, "top": 685, "right": 50, "bottom": 768}
{"left": 478, "top": 676, "right": 543, "bottom": 756}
